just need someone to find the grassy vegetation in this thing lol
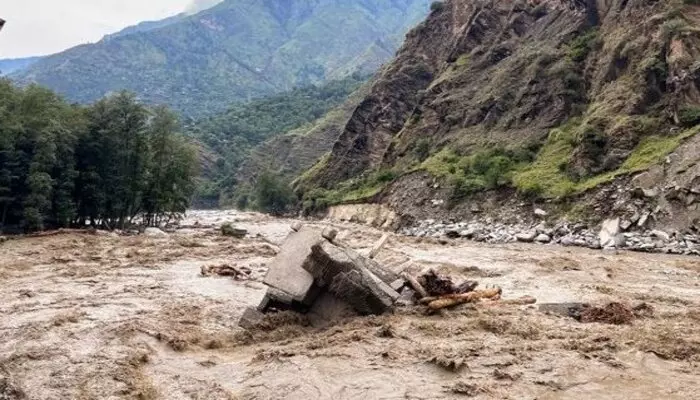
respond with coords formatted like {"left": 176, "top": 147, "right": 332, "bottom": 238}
{"left": 417, "top": 145, "right": 539, "bottom": 201}
{"left": 513, "top": 124, "right": 700, "bottom": 198}
{"left": 299, "top": 168, "right": 399, "bottom": 214}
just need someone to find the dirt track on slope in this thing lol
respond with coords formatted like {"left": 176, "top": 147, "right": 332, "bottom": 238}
{"left": 1, "top": 210, "right": 699, "bottom": 399}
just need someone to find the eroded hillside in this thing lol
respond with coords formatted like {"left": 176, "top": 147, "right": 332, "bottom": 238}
{"left": 298, "top": 0, "right": 700, "bottom": 232}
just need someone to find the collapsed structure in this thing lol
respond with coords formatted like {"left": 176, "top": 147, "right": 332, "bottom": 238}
{"left": 238, "top": 223, "right": 512, "bottom": 329}
{"left": 239, "top": 225, "right": 403, "bottom": 328}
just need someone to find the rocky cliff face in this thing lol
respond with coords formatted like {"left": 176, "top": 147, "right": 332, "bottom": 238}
{"left": 300, "top": 0, "right": 700, "bottom": 232}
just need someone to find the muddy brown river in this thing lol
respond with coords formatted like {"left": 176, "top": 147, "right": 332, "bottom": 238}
{"left": 1, "top": 210, "right": 698, "bottom": 399}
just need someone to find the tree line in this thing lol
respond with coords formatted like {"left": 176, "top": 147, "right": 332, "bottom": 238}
{"left": 0, "top": 79, "right": 198, "bottom": 232}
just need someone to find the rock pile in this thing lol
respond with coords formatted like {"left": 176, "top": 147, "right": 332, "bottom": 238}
{"left": 400, "top": 218, "right": 700, "bottom": 256}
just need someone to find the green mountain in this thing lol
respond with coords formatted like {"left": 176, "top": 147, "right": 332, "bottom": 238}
{"left": 187, "top": 74, "right": 367, "bottom": 205}
{"left": 12, "top": 0, "right": 431, "bottom": 117}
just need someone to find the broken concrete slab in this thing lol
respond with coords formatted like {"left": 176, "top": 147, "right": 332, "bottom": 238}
{"left": 329, "top": 270, "right": 398, "bottom": 315}
{"left": 263, "top": 226, "right": 323, "bottom": 304}
{"left": 303, "top": 241, "right": 400, "bottom": 315}
{"left": 303, "top": 241, "right": 399, "bottom": 287}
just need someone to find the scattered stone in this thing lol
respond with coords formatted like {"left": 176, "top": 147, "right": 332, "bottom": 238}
{"left": 534, "top": 208, "right": 548, "bottom": 217}
{"left": 516, "top": 232, "right": 537, "bottom": 243}
{"left": 643, "top": 188, "right": 659, "bottom": 198}
{"left": 221, "top": 223, "right": 247, "bottom": 238}
{"left": 651, "top": 230, "right": 671, "bottom": 241}
{"left": 599, "top": 218, "right": 621, "bottom": 248}
{"left": 290, "top": 221, "right": 303, "bottom": 232}
{"left": 619, "top": 219, "right": 632, "bottom": 231}
{"left": 637, "top": 213, "right": 650, "bottom": 227}
{"left": 322, "top": 227, "right": 338, "bottom": 242}
{"left": 144, "top": 227, "right": 167, "bottom": 237}
{"left": 535, "top": 234, "right": 551, "bottom": 243}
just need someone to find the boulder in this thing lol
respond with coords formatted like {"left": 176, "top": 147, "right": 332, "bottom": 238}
{"left": 599, "top": 218, "right": 621, "bottom": 248}
{"left": 534, "top": 208, "right": 548, "bottom": 217}
{"left": 515, "top": 232, "right": 537, "bottom": 243}
{"left": 144, "top": 227, "right": 167, "bottom": 237}
{"left": 221, "top": 223, "right": 247, "bottom": 238}
{"left": 322, "top": 227, "right": 338, "bottom": 242}
{"left": 535, "top": 234, "right": 551, "bottom": 243}
{"left": 290, "top": 222, "right": 304, "bottom": 232}
{"left": 651, "top": 230, "right": 671, "bottom": 241}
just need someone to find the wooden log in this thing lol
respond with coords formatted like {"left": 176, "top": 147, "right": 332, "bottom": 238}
{"left": 427, "top": 288, "right": 502, "bottom": 310}
{"left": 402, "top": 273, "right": 429, "bottom": 299}
{"left": 369, "top": 234, "right": 390, "bottom": 259}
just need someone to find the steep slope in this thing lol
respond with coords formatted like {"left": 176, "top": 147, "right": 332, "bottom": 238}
{"left": 299, "top": 0, "right": 700, "bottom": 231}
{"left": 236, "top": 80, "right": 371, "bottom": 194}
{"left": 12, "top": 0, "right": 430, "bottom": 116}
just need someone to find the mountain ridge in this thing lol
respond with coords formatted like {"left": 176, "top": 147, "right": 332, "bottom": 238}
{"left": 12, "top": 0, "right": 431, "bottom": 116}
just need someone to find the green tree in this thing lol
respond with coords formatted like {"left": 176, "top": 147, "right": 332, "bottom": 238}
{"left": 254, "top": 171, "right": 294, "bottom": 216}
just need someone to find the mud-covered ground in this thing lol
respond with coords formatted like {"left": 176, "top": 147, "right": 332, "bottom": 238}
{"left": 1, "top": 210, "right": 699, "bottom": 399}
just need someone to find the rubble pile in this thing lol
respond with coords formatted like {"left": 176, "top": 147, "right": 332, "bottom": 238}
{"left": 401, "top": 218, "right": 700, "bottom": 256}
{"left": 238, "top": 227, "right": 533, "bottom": 329}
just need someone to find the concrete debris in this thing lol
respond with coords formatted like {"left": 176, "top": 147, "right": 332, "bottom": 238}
{"left": 240, "top": 225, "right": 534, "bottom": 329}
{"left": 221, "top": 223, "right": 247, "bottom": 238}
{"left": 262, "top": 226, "right": 321, "bottom": 305}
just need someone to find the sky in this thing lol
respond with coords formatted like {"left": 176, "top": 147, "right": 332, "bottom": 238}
{"left": 0, "top": 0, "right": 223, "bottom": 59}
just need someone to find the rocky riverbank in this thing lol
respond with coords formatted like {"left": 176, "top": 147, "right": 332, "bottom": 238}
{"left": 400, "top": 218, "right": 700, "bottom": 256}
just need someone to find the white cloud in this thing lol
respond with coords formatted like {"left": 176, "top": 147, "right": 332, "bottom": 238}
{"left": 185, "top": 0, "right": 224, "bottom": 15}
{"left": 0, "top": 0, "right": 197, "bottom": 58}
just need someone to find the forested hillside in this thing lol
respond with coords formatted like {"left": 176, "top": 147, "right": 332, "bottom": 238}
{"left": 187, "top": 74, "right": 366, "bottom": 204}
{"left": 0, "top": 80, "right": 197, "bottom": 232}
{"left": 12, "top": 0, "right": 431, "bottom": 116}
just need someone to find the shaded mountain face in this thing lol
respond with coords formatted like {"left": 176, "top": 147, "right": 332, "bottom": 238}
{"left": 298, "top": 0, "right": 700, "bottom": 229}
{"left": 12, "top": 0, "right": 431, "bottom": 116}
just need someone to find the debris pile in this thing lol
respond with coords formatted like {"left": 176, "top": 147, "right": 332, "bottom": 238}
{"left": 238, "top": 225, "right": 532, "bottom": 329}
{"left": 200, "top": 264, "right": 251, "bottom": 280}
